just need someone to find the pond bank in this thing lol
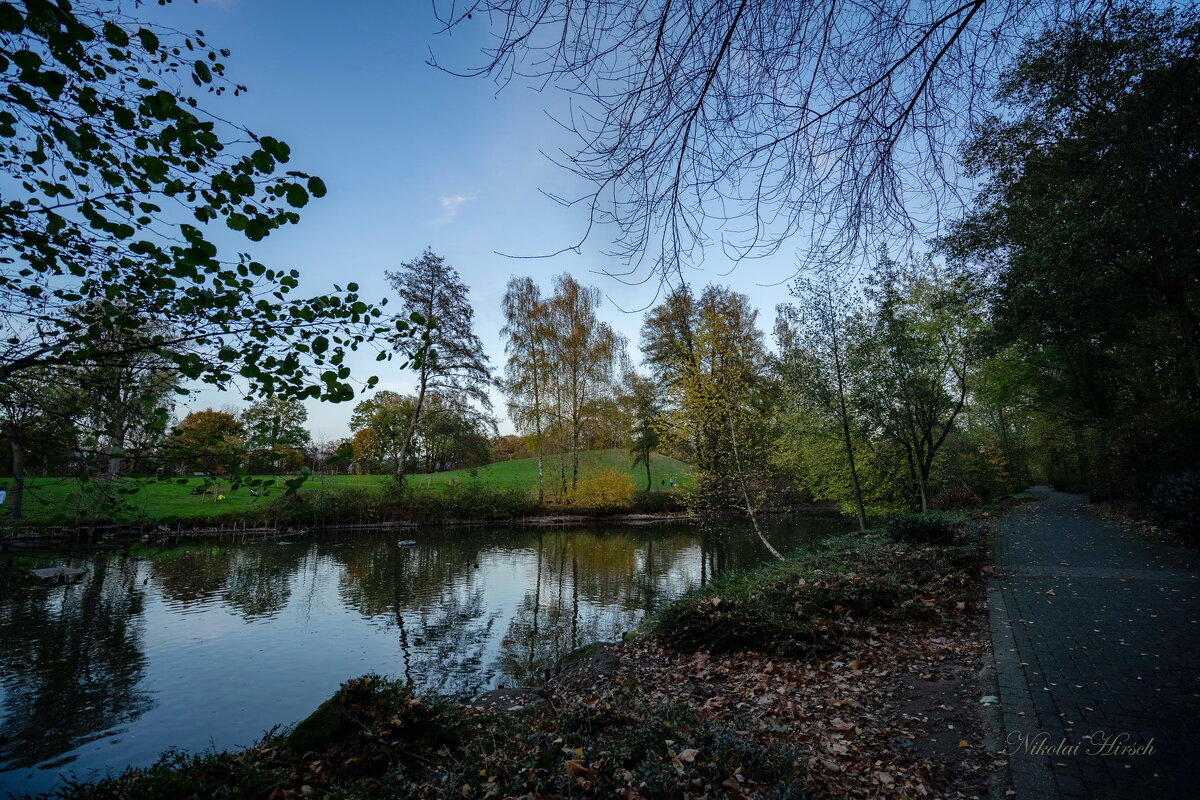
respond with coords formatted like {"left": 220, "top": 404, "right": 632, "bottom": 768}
{"left": 35, "top": 515, "right": 1001, "bottom": 800}
{"left": 0, "top": 505, "right": 842, "bottom": 547}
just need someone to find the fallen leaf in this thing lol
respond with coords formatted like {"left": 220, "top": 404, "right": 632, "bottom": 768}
{"left": 721, "top": 776, "right": 751, "bottom": 800}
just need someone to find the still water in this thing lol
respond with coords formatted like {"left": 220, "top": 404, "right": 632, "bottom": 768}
{"left": 0, "top": 517, "right": 851, "bottom": 794}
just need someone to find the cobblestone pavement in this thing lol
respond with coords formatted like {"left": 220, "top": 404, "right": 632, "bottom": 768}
{"left": 988, "top": 487, "right": 1200, "bottom": 799}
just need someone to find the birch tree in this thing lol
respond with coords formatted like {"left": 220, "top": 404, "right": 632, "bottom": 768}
{"left": 544, "top": 274, "right": 622, "bottom": 492}
{"left": 501, "top": 277, "right": 551, "bottom": 502}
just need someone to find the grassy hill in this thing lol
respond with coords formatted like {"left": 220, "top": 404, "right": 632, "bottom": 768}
{"left": 6, "top": 450, "right": 694, "bottom": 524}
{"left": 406, "top": 449, "right": 694, "bottom": 494}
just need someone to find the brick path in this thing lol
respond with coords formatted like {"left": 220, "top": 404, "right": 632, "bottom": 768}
{"left": 988, "top": 487, "right": 1200, "bottom": 799}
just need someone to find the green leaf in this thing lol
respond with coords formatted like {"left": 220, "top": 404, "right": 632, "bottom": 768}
{"left": 307, "top": 176, "right": 327, "bottom": 198}
{"left": 137, "top": 28, "right": 159, "bottom": 53}
{"left": 259, "top": 136, "right": 291, "bottom": 162}
{"left": 103, "top": 21, "right": 129, "bottom": 47}
{"left": 285, "top": 184, "right": 308, "bottom": 208}
{"left": 0, "top": 3, "right": 23, "bottom": 35}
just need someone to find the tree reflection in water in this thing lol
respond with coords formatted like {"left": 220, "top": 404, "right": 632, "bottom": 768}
{"left": 0, "top": 557, "right": 151, "bottom": 771}
{"left": 0, "top": 516, "right": 850, "bottom": 791}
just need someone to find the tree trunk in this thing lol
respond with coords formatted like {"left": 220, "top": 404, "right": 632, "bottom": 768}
{"left": 107, "top": 424, "right": 126, "bottom": 477}
{"left": 903, "top": 446, "right": 923, "bottom": 512}
{"left": 9, "top": 437, "right": 26, "bottom": 520}
{"left": 840, "top": 420, "right": 868, "bottom": 531}
{"left": 645, "top": 454, "right": 652, "bottom": 493}
{"left": 571, "top": 427, "right": 580, "bottom": 492}
{"left": 395, "top": 370, "right": 427, "bottom": 489}
{"left": 916, "top": 450, "right": 936, "bottom": 513}
{"left": 533, "top": 377, "right": 545, "bottom": 504}
{"left": 726, "top": 409, "right": 783, "bottom": 561}
{"left": 537, "top": 452, "right": 545, "bottom": 504}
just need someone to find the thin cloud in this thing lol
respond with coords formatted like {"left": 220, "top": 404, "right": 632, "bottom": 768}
{"left": 435, "top": 194, "right": 475, "bottom": 224}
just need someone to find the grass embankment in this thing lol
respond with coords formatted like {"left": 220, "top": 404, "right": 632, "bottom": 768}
{"left": 8, "top": 450, "right": 694, "bottom": 525}
{"left": 649, "top": 512, "right": 983, "bottom": 655}
{"left": 47, "top": 513, "right": 992, "bottom": 800}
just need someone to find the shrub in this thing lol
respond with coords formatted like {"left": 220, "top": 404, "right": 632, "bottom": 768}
{"left": 628, "top": 490, "right": 687, "bottom": 513}
{"left": 567, "top": 468, "right": 636, "bottom": 511}
{"left": 402, "top": 486, "right": 541, "bottom": 521}
{"left": 930, "top": 485, "right": 982, "bottom": 510}
{"left": 1149, "top": 471, "right": 1200, "bottom": 544}
{"left": 255, "top": 487, "right": 382, "bottom": 525}
{"left": 885, "top": 511, "right": 978, "bottom": 545}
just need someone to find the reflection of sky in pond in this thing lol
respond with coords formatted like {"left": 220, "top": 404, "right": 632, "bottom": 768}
{"left": 0, "top": 517, "right": 852, "bottom": 794}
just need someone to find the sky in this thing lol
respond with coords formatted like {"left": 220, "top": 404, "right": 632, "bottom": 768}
{"left": 147, "top": 0, "right": 804, "bottom": 440}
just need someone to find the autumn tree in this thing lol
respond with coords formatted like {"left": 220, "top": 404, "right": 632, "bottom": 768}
{"left": 776, "top": 274, "right": 869, "bottom": 530}
{"left": 386, "top": 249, "right": 492, "bottom": 487}
{"left": 170, "top": 409, "right": 246, "bottom": 476}
{"left": 491, "top": 434, "right": 532, "bottom": 462}
{"left": 240, "top": 396, "right": 311, "bottom": 473}
{"left": 641, "top": 285, "right": 701, "bottom": 464}
{"left": 643, "top": 285, "right": 769, "bottom": 477}
{"left": 350, "top": 428, "right": 381, "bottom": 474}
{"left": 325, "top": 438, "right": 355, "bottom": 473}
{"left": 644, "top": 284, "right": 780, "bottom": 555}
{"left": 686, "top": 288, "right": 781, "bottom": 556}
{"left": 544, "top": 274, "right": 623, "bottom": 493}
{"left": 578, "top": 396, "right": 629, "bottom": 451}
{"left": 350, "top": 391, "right": 414, "bottom": 473}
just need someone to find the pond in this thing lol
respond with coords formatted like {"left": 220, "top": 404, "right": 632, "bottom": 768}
{"left": 0, "top": 515, "right": 853, "bottom": 794}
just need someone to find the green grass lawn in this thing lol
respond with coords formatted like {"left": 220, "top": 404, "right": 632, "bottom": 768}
{"left": 406, "top": 449, "right": 693, "bottom": 494}
{"left": 6, "top": 449, "right": 693, "bottom": 524}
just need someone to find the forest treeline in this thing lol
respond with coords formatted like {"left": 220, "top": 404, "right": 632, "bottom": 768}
{"left": 1, "top": 5, "right": 1196, "bottom": 536}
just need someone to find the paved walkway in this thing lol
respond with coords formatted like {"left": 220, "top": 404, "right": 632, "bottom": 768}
{"left": 988, "top": 487, "right": 1200, "bottom": 799}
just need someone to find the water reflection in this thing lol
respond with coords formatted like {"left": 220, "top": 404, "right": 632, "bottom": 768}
{"left": 0, "top": 516, "right": 851, "bottom": 793}
{"left": 0, "top": 558, "right": 151, "bottom": 771}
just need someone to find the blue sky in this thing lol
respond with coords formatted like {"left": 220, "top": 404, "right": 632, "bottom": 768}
{"left": 154, "top": 0, "right": 800, "bottom": 440}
